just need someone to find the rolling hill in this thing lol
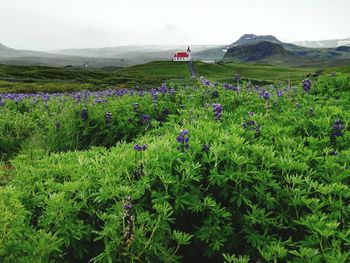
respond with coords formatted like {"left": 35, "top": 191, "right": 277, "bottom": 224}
{"left": 0, "top": 43, "right": 133, "bottom": 67}
{"left": 222, "top": 34, "right": 350, "bottom": 66}
{"left": 0, "top": 43, "right": 226, "bottom": 67}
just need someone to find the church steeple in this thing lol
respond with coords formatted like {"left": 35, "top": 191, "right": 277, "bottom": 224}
{"left": 187, "top": 46, "right": 191, "bottom": 53}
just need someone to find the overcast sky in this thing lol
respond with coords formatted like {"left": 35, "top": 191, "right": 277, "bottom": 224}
{"left": 1, "top": 0, "right": 349, "bottom": 50}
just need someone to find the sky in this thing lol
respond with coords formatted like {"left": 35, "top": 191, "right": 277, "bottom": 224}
{"left": 1, "top": 0, "right": 350, "bottom": 50}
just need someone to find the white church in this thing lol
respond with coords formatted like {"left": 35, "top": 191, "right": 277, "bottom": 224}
{"left": 172, "top": 46, "right": 191, "bottom": 61}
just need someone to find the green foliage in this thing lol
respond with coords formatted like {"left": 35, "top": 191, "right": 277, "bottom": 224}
{"left": 312, "top": 74, "right": 350, "bottom": 95}
{"left": 1, "top": 73, "right": 350, "bottom": 261}
{"left": 0, "top": 62, "right": 190, "bottom": 93}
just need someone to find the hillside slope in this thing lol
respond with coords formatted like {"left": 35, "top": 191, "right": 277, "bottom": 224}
{"left": 223, "top": 34, "right": 350, "bottom": 66}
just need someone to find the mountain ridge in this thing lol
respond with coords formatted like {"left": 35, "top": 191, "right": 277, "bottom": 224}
{"left": 231, "top": 34, "right": 282, "bottom": 46}
{"left": 2, "top": 34, "right": 350, "bottom": 67}
{"left": 222, "top": 34, "right": 350, "bottom": 66}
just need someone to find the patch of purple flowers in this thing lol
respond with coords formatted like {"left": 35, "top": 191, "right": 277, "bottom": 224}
{"left": 212, "top": 103, "right": 223, "bottom": 121}
{"left": 141, "top": 114, "right": 150, "bottom": 125}
{"left": 81, "top": 108, "right": 88, "bottom": 122}
{"left": 211, "top": 90, "right": 219, "bottom": 99}
{"left": 260, "top": 90, "right": 270, "bottom": 100}
{"left": 133, "top": 103, "right": 139, "bottom": 113}
{"left": 176, "top": 129, "right": 189, "bottom": 151}
{"left": 94, "top": 98, "right": 105, "bottom": 104}
{"left": 234, "top": 73, "right": 241, "bottom": 82}
{"left": 242, "top": 119, "right": 260, "bottom": 138}
{"left": 202, "top": 144, "right": 210, "bottom": 153}
{"left": 105, "top": 111, "right": 112, "bottom": 124}
{"left": 134, "top": 144, "right": 147, "bottom": 151}
{"left": 329, "top": 150, "right": 338, "bottom": 156}
{"left": 330, "top": 118, "right": 344, "bottom": 149}
{"left": 302, "top": 79, "right": 312, "bottom": 93}
{"left": 122, "top": 196, "right": 134, "bottom": 246}
{"left": 332, "top": 118, "right": 344, "bottom": 138}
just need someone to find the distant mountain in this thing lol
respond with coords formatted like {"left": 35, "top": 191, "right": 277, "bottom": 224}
{"left": 2, "top": 34, "right": 350, "bottom": 68}
{"left": 0, "top": 43, "right": 134, "bottom": 67}
{"left": 0, "top": 43, "right": 49, "bottom": 58}
{"left": 293, "top": 38, "right": 350, "bottom": 48}
{"left": 1, "top": 42, "right": 228, "bottom": 67}
{"left": 223, "top": 34, "right": 350, "bottom": 66}
{"left": 223, "top": 41, "right": 300, "bottom": 64}
{"left": 52, "top": 45, "right": 226, "bottom": 63}
{"left": 230, "top": 34, "right": 282, "bottom": 47}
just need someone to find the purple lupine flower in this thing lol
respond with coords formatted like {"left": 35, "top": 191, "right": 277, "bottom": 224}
{"left": 105, "top": 111, "right": 112, "bottom": 124}
{"left": 202, "top": 144, "right": 210, "bottom": 153}
{"left": 176, "top": 129, "right": 189, "bottom": 151}
{"left": 212, "top": 103, "right": 223, "bottom": 121}
{"left": 242, "top": 119, "right": 260, "bottom": 138}
{"left": 134, "top": 144, "right": 147, "bottom": 151}
{"left": 159, "top": 83, "right": 168, "bottom": 93}
{"left": 81, "top": 108, "right": 88, "bottom": 121}
{"left": 234, "top": 73, "right": 241, "bottom": 82}
{"left": 200, "top": 76, "right": 211, "bottom": 86}
{"left": 248, "top": 111, "right": 254, "bottom": 117}
{"left": 124, "top": 203, "right": 132, "bottom": 210}
{"left": 149, "top": 90, "right": 158, "bottom": 109}
{"left": 260, "top": 90, "right": 270, "bottom": 100}
{"left": 94, "top": 98, "right": 104, "bottom": 104}
{"left": 332, "top": 118, "right": 344, "bottom": 138}
{"left": 302, "top": 79, "right": 312, "bottom": 92}
{"left": 276, "top": 90, "right": 283, "bottom": 97}
{"left": 329, "top": 150, "right": 338, "bottom": 156}
{"left": 122, "top": 196, "right": 134, "bottom": 246}
{"left": 211, "top": 90, "right": 219, "bottom": 99}
{"left": 133, "top": 103, "right": 139, "bottom": 113}
{"left": 141, "top": 114, "right": 150, "bottom": 125}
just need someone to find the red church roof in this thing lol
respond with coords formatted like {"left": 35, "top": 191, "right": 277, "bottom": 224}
{"left": 174, "top": 52, "right": 189, "bottom": 58}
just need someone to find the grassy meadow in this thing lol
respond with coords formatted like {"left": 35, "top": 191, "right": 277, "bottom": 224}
{"left": 1, "top": 61, "right": 350, "bottom": 262}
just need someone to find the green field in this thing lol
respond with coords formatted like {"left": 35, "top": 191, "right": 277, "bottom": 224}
{"left": 1, "top": 61, "right": 350, "bottom": 93}
{"left": 195, "top": 61, "right": 350, "bottom": 84}
{"left": 0, "top": 62, "right": 190, "bottom": 93}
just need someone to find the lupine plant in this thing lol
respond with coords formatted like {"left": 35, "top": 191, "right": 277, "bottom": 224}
{"left": 302, "top": 79, "right": 312, "bottom": 92}
{"left": 212, "top": 103, "right": 223, "bottom": 121}
{"left": 176, "top": 129, "right": 189, "bottom": 152}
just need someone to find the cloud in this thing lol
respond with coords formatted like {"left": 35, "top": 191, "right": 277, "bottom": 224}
{"left": 0, "top": 0, "right": 349, "bottom": 49}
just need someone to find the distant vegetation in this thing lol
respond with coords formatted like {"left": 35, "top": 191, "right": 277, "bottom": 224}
{"left": 1, "top": 61, "right": 350, "bottom": 93}
{"left": 0, "top": 62, "right": 190, "bottom": 93}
